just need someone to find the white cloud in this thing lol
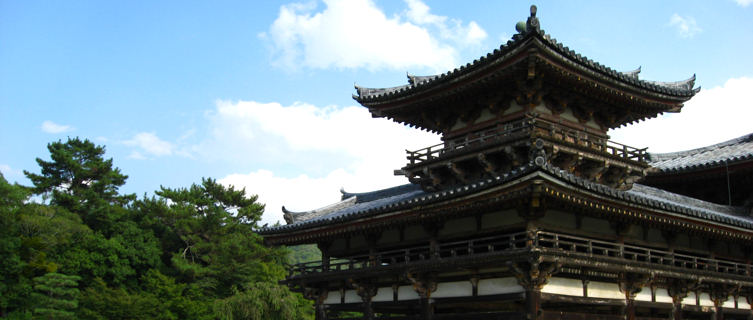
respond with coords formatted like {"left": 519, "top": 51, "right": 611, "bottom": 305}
{"left": 221, "top": 169, "right": 356, "bottom": 227}
{"left": 124, "top": 132, "right": 175, "bottom": 158}
{"left": 668, "top": 14, "right": 701, "bottom": 38}
{"left": 128, "top": 151, "right": 147, "bottom": 160}
{"left": 609, "top": 76, "right": 753, "bottom": 153}
{"left": 41, "top": 120, "right": 73, "bottom": 134}
{"left": 264, "top": 0, "right": 486, "bottom": 71}
{"left": 403, "top": 0, "right": 487, "bottom": 47}
{"left": 204, "top": 99, "right": 439, "bottom": 225}
{"left": 735, "top": 0, "right": 753, "bottom": 7}
{"left": 0, "top": 164, "right": 23, "bottom": 180}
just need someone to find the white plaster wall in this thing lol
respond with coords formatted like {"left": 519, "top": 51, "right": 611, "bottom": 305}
{"left": 323, "top": 291, "right": 341, "bottom": 305}
{"left": 738, "top": 296, "right": 751, "bottom": 309}
{"left": 655, "top": 288, "right": 672, "bottom": 303}
{"left": 634, "top": 287, "right": 652, "bottom": 302}
{"left": 343, "top": 290, "right": 360, "bottom": 303}
{"left": 533, "top": 104, "right": 549, "bottom": 115}
{"left": 432, "top": 281, "right": 473, "bottom": 298}
{"left": 372, "top": 287, "right": 393, "bottom": 302}
{"left": 587, "top": 281, "right": 624, "bottom": 300}
{"left": 478, "top": 277, "right": 524, "bottom": 296}
{"left": 504, "top": 102, "right": 524, "bottom": 116}
{"left": 723, "top": 296, "right": 736, "bottom": 308}
{"left": 559, "top": 109, "right": 578, "bottom": 124}
{"left": 450, "top": 119, "right": 467, "bottom": 131}
{"left": 682, "top": 292, "right": 697, "bottom": 306}
{"left": 542, "top": 277, "right": 582, "bottom": 297}
{"left": 699, "top": 292, "right": 714, "bottom": 307}
{"left": 397, "top": 285, "right": 420, "bottom": 301}
{"left": 475, "top": 108, "right": 495, "bottom": 124}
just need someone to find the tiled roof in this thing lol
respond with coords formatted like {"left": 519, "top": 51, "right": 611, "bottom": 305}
{"left": 261, "top": 164, "right": 536, "bottom": 234}
{"left": 353, "top": 9, "right": 698, "bottom": 104}
{"left": 260, "top": 163, "right": 753, "bottom": 235}
{"left": 340, "top": 184, "right": 423, "bottom": 202}
{"left": 281, "top": 184, "right": 423, "bottom": 224}
{"left": 648, "top": 133, "right": 753, "bottom": 173}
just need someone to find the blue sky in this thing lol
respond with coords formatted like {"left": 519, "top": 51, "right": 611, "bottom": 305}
{"left": 2, "top": 0, "right": 752, "bottom": 225}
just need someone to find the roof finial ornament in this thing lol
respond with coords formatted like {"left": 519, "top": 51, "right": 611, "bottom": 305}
{"left": 526, "top": 5, "right": 540, "bottom": 33}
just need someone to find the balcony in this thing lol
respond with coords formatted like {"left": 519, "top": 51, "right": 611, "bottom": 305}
{"left": 287, "top": 231, "right": 751, "bottom": 280}
{"left": 405, "top": 117, "right": 647, "bottom": 167}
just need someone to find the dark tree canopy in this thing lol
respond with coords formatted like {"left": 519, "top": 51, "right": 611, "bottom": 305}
{"left": 1, "top": 138, "right": 312, "bottom": 319}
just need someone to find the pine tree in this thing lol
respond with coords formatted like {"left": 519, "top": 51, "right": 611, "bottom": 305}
{"left": 31, "top": 272, "right": 81, "bottom": 320}
{"left": 24, "top": 138, "right": 134, "bottom": 232}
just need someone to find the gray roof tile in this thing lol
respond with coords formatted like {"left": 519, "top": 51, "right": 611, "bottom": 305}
{"left": 354, "top": 24, "right": 698, "bottom": 103}
{"left": 649, "top": 132, "right": 753, "bottom": 172}
{"left": 260, "top": 163, "right": 753, "bottom": 235}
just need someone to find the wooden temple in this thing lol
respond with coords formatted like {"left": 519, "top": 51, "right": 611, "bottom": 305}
{"left": 260, "top": 6, "right": 753, "bottom": 320}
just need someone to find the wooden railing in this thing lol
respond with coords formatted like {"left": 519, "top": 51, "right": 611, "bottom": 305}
{"left": 536, "top": 232, "right": 750, "bottom": 276}
{"left": 288, "top": 231, "right": 751, "bottom": 277}
{"left": 406, "top": 119, "right": 531, "bottom": 165}
{"left": 289, "top": 232, "right": 529, "bottom": 275}
{"left": 405, "top": 118, "right": 647, "bottom": 166}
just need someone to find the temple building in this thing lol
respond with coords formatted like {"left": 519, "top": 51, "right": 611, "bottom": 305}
{"left": 260, "top": 6, "right": 753, "bottom": 320}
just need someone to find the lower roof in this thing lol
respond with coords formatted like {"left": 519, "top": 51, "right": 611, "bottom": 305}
{"left": 648, "top": 132, "right": 753, "bottom": 173}
{"left": 260, "top": 162, "right": 753, "bottom": 236}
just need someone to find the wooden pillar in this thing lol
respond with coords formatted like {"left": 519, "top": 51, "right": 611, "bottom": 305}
{"left": 423, "top": 222, "right": 443, "bottom": 259}
{"left": 509, "top": 257, "right": 560, "bottom": 320}
{"left": 470, "top": 276, "right": 479, "bottom": 297}
{"left": 668, "top": 280, "right": 691, "bottom": 320}
{"left": 420, "top": 297, "right": 434, "bottom": 320}
{"left": 619, "top": 273, "right": 650, "bottom": 320}
{"left": 526, "top": 289, "right": 542, "bottom": 320}
{"left": 406, "top": 272, "right": 437, "bottom": 320}
{"left": 317, "top": 241, "right": 331, "bottom": 272}
{"left": 365, "top": 233, "right": 380, "bottom": 267}
{"left": 350, "top": 280, "right": 377, "bottom": 320}
{"left": 710, "top": 284, "right": 734, "bottom": 320}
{"left": 305, "top": 287, "right": 329, "bottom": 320}
{"left": 663, "top": 231, "right": 677, "bottom": 253}
{"left": 315, "top": 297, "right": 328, "bottom": 320}
{"left": 363, "top": 299, "right": 374, "bottom": 320}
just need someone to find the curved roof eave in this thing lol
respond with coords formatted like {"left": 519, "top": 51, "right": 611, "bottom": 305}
{"left": 261, "top": 163, "right": 753, "bottom": 238}
{"left": 353, "top": 17, "right": 698, "bottom": 107}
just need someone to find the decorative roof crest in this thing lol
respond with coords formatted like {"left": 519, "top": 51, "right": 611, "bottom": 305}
{"left": 526, "top": 5, "right": 540, "bottom": 33}
{"left": 515, "top": 5, "right": 540, "bottom": 36}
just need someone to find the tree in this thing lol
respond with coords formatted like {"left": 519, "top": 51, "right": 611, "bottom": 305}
{"left": 77, "top": 271, "right": 212, "bottom": 320}
{"left": 24, "top": 138, "right": 133, "bottom": 231}
{"left": 31, "top": 272, "right": 80, "bottom": 320}
{"left": 150, "top": 178, "right": 287, "bottom": 297}
{"left": 213, "top": 282, "right": 313, "bottom": 320}
{"left": 5, "top": 138, "right": 314, "bottom": 318}
{"left": 0, "top": 174, "right": 32, "bottom": 317}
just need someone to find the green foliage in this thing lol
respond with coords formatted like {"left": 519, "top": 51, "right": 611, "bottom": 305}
{"left": 287, "top": 244, "right": 322, "bottom": 264}
{"left": 24, "top": 138, "right": 134, "bottom": 232}
{"left": 0, "top": 175, "right": 33, "bottom": 317}
{"left": 1, "top": 139, "right": 313, "bottom": 319}
{"left": 31, "top": 273, "right": 80, "bottom": 320}
{"left": 152, "top": 178, "right": 287, "bottom": 297}
{"left": 78, "top": 272, "right": 212, "bottom": 320}
{"left": 213, "top": 282, "right": 313, "bottom": 320}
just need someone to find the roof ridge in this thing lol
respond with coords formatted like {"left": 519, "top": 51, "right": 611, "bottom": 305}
{"left": 649, "top": 132, "right": 753, "bottom": 162}
{"left": 353, "top": 7, "right": 698, "bottom": 104}
{"left": 340, "top": 183, "right": 422, "bottom": 202}
{"left": 281, "top": 196, "right": 358, "bottom": 224}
